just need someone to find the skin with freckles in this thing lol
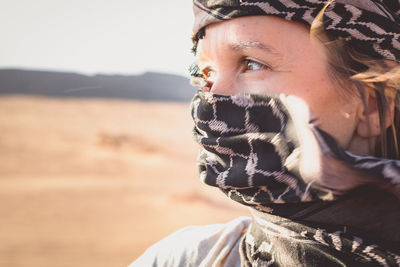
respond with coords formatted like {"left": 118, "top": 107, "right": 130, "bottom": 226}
{"left": 195, "top": 15, "right": 375, "bottom": 155}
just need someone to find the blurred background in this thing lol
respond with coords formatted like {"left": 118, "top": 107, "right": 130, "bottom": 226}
{"left": 0, "top": 1, "right": 248, "bottom": 266}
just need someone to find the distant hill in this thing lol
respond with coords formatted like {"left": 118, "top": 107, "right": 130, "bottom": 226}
{"left": 0, "top": 69, "right": 198, "bottom": 102}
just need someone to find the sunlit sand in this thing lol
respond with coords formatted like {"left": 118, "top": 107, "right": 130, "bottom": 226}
{"left": 0, "top": 96, "right": 248, "bottom": 267}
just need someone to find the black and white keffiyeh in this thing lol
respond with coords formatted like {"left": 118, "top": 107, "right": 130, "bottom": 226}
{"left": 193, "top": 0, "right": 400, "bottom": 62}
{"left": 191, "top": 90, "right": 400, "bottom": 209}
{"left": 190, "top": 90, "right": 400, "bottom": 266}
{"left": 191, "top": 91, "right": 319, "bottom": 209}
{"left": 241, "top": 207, "right": 400, "bottom": 266}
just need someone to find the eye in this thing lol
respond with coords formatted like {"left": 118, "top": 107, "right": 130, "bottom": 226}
{"left": 243, "top": 58, "right": 269, "bottom": 72}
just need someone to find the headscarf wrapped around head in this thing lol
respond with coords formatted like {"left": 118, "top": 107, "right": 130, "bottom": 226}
{"left": 193, "top": 0, "right": 400, "bottom": 62}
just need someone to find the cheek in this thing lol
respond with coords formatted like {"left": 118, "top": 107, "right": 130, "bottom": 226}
{"left": 271, "top": 72, "right": 359, "bottom": 148}
{"left": 236, "top": 73, "right": 294, "bottom": 95}
{"left": 305, "top": 84, "right": 360, "bottom": 148}
{"left": 317, "top": 104, "right": 359, "bottom": 148}
{"left": 234, "top": 75, "right": 278, "bottom": 94}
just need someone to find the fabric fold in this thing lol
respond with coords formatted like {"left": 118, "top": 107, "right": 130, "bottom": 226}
{"left": 192, "top": 0, "right": 400, "bottom": 63}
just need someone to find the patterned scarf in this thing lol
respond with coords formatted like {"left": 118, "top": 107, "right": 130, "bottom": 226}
{"left": 193, "top": 0, "right": 400, "bottom": 62}
{"left": 190, "top": 91, "right": 400, "bottom": 265}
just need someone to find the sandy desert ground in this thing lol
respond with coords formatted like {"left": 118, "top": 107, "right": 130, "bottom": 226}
{"left": 0, "top": 96, "right": 249, "bottom": 267}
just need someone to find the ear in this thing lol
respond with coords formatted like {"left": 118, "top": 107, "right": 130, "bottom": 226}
{"left": 356, "top": 89, "right": 394, "bottom": 138}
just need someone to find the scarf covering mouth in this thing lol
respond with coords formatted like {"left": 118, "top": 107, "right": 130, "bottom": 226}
{"left": 190, "top": 90, "right": 400, "bottom": 211}
{"left": 192, "top": 0, "right": 400, "bottom": 63}
{"left": 191, "top": 91, "right": 400, "bottom": 265}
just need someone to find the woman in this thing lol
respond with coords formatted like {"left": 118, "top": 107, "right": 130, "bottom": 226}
{"left": 132, "top": 0, "right": 400, "bottom": 266}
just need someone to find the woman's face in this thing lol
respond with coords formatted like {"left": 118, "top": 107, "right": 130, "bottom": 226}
{"left": 196, "top": 16, "right": 366, "bottom": 153}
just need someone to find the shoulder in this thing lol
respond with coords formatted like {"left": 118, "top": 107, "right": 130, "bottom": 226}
{"left": 129, "top": 216, "right": 251, "bottom": 267}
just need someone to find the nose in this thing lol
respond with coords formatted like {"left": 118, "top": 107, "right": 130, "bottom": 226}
{"left": 206, "top": 73, "right": 237, "bottom": 95}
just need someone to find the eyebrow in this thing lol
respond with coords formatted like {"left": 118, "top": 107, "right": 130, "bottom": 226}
{"left": 230, "top": 40, "right": 281, "bottom": 55}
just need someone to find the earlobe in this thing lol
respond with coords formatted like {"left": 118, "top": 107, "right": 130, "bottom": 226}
{"left": 356, "top": 89, "right": 394, "bottom": 138}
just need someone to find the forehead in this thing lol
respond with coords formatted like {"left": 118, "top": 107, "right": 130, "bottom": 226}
{"left": 196, "top": 15, "right": 311, "bottom": 58}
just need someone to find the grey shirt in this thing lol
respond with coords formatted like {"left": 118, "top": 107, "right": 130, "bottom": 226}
{"left": 130, "top": 217, "right": 251, "bottom": 267}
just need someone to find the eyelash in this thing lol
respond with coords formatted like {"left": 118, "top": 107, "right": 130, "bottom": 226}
{"left": 242, "top": 58, "right": 270, "bottom": 71}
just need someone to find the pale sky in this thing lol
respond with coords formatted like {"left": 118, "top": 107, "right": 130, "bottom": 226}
{"left": 0, "top": 0, "right": 195, "bottom": 77}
